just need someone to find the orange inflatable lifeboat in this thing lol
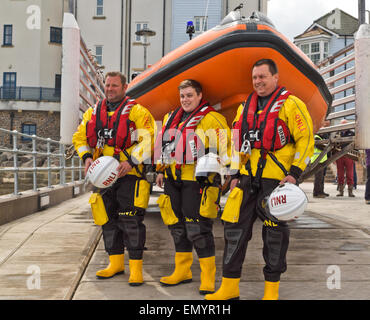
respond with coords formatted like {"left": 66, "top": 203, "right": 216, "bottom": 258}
{"left": 127, "top": 11, "right": 332, "bottom": 133}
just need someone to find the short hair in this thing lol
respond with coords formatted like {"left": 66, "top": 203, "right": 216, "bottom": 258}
{"left": 105, "top": 71, "right": 127, "bottom": 86}
{"left": 253, "top": 59, "right": 278, "bottom": 75}
{"left": 178, "top": 79, "right": 202, "bottom": 95}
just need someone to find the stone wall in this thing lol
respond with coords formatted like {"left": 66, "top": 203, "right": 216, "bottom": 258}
{"left": 0, "top": 110, "right": 60, "bottom": 146}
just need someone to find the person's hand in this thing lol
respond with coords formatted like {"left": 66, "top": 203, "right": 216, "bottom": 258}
{"left": 156, "top": 173, "right": 164, "bottom": 189}
{"left": 117, "top": 161, "right": 133, "bottom": 178}
{"left": 230, "top": 178, "right": 239, "bottom": 192}
{"left": 84, "top": 158, "right": 94, "bottom": 176}
{"left": 280, "top": 175, "right": 296, "bottom": 185}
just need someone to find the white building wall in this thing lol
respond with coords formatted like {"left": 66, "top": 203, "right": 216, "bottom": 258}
{"left": 39, "top": 0, "right": 65, "bottom": 88}
{"left": 76, "top": 0, "right": 124, "bottom": 74}
{"left": 75, "top": 0, "right": 169, "bottom": 79}
{"left": 0, "top": 0, "right": 42, "bottom": 87}
{"left": 0, "top": 0, "right": 67, "bottom": 88}
{"left": 0, "top": 0, "right": 67, "bottom": 112}
{"left": 130, "top": 0, "right": 166, "bottom": 73}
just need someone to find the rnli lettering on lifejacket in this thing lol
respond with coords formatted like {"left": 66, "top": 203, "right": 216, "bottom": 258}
{"left": 295, "top": 113, "right": 306, "bottom": 132}
{"left": 270, "top": 194, "right": 287, "bottom": 207}
{"left": 102, "top": 171, "right": 117, "bottom": 187}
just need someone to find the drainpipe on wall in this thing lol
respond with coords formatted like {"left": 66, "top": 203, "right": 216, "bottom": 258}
{"left": 10, "top": 111, "right": 14, "bottom": 145}
{"left": 120, "top": 0, "right": 124, "bottom": 72}
{"left": 75, "top": 0, "right": 78, "bottom": 20}
{"left": 125, "top": 0, "right": 132, "bottom": 80}
{"left": 162, "top": 0, "right": 166, "bottom": 57}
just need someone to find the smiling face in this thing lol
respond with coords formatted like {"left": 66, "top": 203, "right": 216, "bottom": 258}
{"left": 104, "top": 75, "right": 127, "bottom": 103}
{"left": 179, "top": 86, "right": 203, "bottom": 113}
{"left": 252, "top": 64, "right": 279, "bottom": 97}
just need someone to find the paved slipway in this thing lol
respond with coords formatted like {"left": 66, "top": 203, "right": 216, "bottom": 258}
{"left": 0, "top": 182, "right": 369, "bottom": 300}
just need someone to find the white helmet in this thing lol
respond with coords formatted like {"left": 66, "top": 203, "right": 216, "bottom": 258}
{"left": 195, "top": 153, "right": 223, "bottom": 177}
{"left": 87, "top": 156, "right": 120, "bottom": 188}
{"left": 266, "top": 183, "right": 308, "bottom": 221}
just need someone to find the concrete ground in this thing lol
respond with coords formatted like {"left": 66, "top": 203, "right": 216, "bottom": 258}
{"left": 0, "top": 181, "right": 369, "bottom": 301}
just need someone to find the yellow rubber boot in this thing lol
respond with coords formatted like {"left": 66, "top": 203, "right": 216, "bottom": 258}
{"left": 205, "top": 277, "right": 240, "bottom": 300}
{"left": 96, "top": 254, "right": 125, "bottom": 279}
{"left": 129, "top": 259, "right": 144, "bottom": 286}
{"left": 262, "top": 281, "right": 280, "bottom": 300}
{"left": 160, "top": 252, "right": 193, "bottom": 286}
{"left": 199, "top": 256, "right": 216, "bottom": 295}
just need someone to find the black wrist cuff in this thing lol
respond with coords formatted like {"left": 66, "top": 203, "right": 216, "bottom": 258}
{"left": 289, "top": 165, "right": 303, "bottom": 181}
{"left": 82, "top": 153, "right": 93, "bottom": 163}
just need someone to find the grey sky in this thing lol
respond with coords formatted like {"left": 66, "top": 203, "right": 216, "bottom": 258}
{"left": 267, "top": 0, "right": 370, "bottom": 40}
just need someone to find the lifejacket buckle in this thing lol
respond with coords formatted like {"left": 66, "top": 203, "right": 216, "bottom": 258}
{"left": 248, "top": 129, "right": 260, "bottom": 142}
{"left": 102, "top": 128, "right": 114, "bottom": 139}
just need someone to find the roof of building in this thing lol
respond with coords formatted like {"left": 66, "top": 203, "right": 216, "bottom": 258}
{"left": 294, "top": 8, "right": 358, "bottom": 40}
{"left": 295, "top": 27, "right": 332, "bottom": 39}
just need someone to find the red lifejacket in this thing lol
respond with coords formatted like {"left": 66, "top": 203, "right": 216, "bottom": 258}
{"left": 233, "top": 86, "right": 292, "bottom": 152}
{"left": 86, "top": 97, "right": 137, "bottom": 151}
{"left": 157, "top": 100, "right": 214, "bottom": 168}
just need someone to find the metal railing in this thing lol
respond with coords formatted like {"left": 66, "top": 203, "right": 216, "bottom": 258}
{"left": 0, "top": 128, "right": 84, "bottom": 195}
{"left": 0, "top": 87, "right": 61, "bottom": 102}
{"left": 79, "top": 38, "right": 105, "bottom": 112}
{"left": 299, "top": 43, "right": 361, "bottom": 182}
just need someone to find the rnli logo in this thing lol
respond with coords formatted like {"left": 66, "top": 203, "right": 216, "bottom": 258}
{"left": 295, "top": 114, "right": 306, "bottom": 132}
{"left": 102, "top": 171, "right": 117, "bottom": 186}
{"left": 270, "top": 194, "right": 287, "bottom": 207}
{"left": 88, "top": 159, "right": 100, "bottom": 174}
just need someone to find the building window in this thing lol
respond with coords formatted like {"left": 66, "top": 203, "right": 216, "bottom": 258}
{"left": 55, "top": 74, "right": 61, "bottom": 94}
{"left": 3, "top": 25, "right": 13, "bottom": 46}
{"left": 136, "top": 22, "right": 148, "bottom": 42}
{"left": 300, "top": 41, "right": 329, "bottom": 65}
{"left": 194, "top": 16, "right": 208, "bottom": 33}
{"left": 2, "top": 72, "right": 16, "bottom": 99}
{"left": 323, "top": 42, "right": 329, "bottom": 59}
{"left": 301, "top": 44, "right": 309, "bottom": 54}
{"left": 50, "top": 27, "right": 62, "bottom": 44}
{"left": 21, "top": 123, "right": 36, "bottom": 141}
{"left": 96, "top": 0, "right": 104, "bottom": 16}
{"left": 311, "top": 54, "right": 321, "bottom": 65}
{"left": 311, "top": 42, "right": 320, "bottom": 53}
{"left": 95, "top": 45, "right": 103, "bottom": 65}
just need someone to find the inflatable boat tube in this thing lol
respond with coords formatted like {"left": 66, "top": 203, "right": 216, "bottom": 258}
{"left": 127, "top": 11, "right": 332, "bottom": 133}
